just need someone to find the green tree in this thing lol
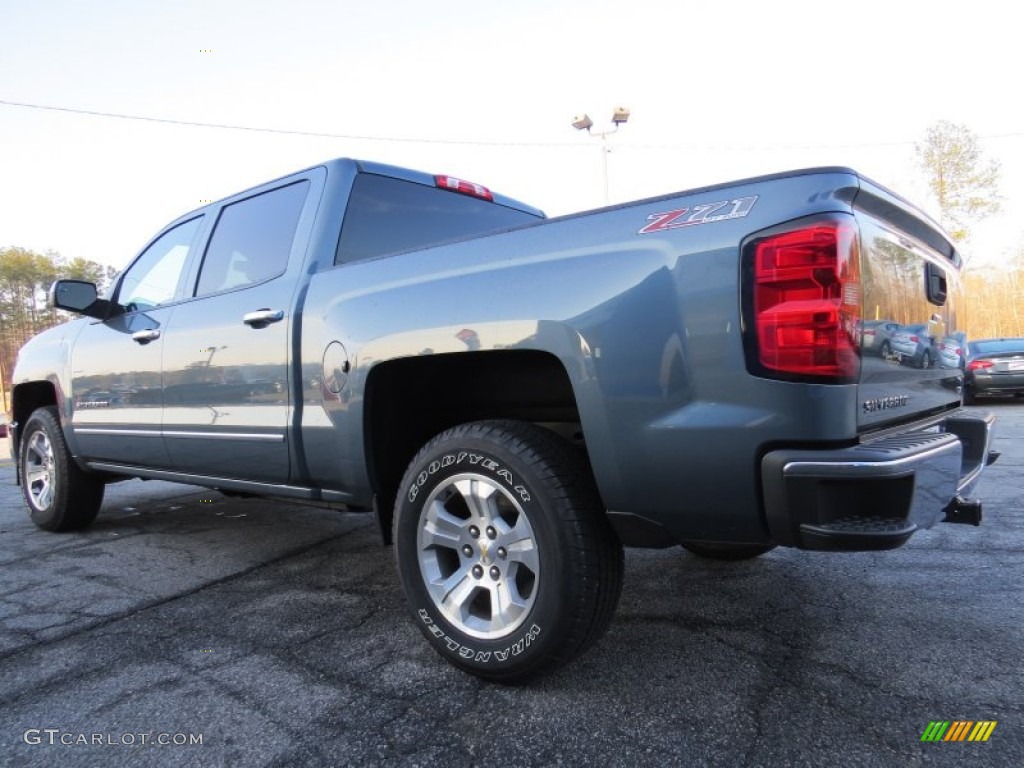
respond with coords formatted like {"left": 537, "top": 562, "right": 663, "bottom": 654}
{"left": 915, "top": 121, "right": 1001, "bottom": 243}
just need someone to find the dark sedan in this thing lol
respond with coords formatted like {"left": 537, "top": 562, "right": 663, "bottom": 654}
{"left": 964, "top": 338, "right": 1024, "bottom": 403}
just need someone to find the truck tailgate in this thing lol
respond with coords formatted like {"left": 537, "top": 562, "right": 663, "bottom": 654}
{"left": 853, "top": 178, "right": 964, "bottom": 432}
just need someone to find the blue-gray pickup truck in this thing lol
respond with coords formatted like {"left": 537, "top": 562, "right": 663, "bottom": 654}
{"left": 7, "top": 159, "right": 997, "bottom": 681}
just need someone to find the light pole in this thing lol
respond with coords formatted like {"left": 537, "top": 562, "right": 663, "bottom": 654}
{"left": 571, "top": 107, "right": 630, "bottom": 204}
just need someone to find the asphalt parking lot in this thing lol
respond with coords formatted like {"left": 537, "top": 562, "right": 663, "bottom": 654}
{"left": 1, "top": 404, "right": 1022, "bottom": 767}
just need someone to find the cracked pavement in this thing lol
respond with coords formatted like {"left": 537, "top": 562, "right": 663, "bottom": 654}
{"left": 1, "top": 403, "right": 1022, "bottom": 767}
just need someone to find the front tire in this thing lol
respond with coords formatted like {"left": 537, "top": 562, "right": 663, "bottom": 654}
{"left": 394, "top": 420, "right": 623, "bottom": 683}
{"left": 20, "top": 406, "right": 105, "bottom": 531}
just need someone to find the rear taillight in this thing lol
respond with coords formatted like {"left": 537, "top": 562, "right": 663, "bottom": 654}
{"left": 967, "top": 360, "right": 993, "bottom": 371}
{"left": 909, "top": 335, "right": 920, "bottom": 343}
{"left": 434, "top": 175, "right": 494, "bottom": 202}
{"left": 748, "top": 219, "right": 860, "bottom": 381}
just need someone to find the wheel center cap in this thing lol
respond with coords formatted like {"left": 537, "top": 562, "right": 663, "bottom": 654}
{"left": 479, "top": 541, "right": 492, "bottom": 564}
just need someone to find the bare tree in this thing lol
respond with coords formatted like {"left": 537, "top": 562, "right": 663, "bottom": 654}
{"left": 916, "top": 121, "right": 1001, "bottom": 244}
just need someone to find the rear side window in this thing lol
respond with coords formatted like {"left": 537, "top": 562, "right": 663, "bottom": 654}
{"left": 196, "top": 180, "right": 309, "bottom": 296}
{"left": 335, "top": 174, "right": 539, "bottom": 265}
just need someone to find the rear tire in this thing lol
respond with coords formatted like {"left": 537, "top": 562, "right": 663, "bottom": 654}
{"left": 681, "top": 541, "right": 775, "bottom": 560}
{"left": 20, "top": 406, "right": 105, "bottom": 531}
{"left": 394, "top": 420, "right": 623, "bottom": 683}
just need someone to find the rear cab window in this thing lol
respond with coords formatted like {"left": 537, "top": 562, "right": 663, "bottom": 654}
{"left": 335, "top": 174, "right": 541, "bottom": 265}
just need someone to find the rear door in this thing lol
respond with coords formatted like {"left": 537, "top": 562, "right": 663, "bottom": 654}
{"left": 854, "top": 179, "right": 964, "bottom": 431}
{"left": 159, "top": 170, "right": 321, "bottom": 482}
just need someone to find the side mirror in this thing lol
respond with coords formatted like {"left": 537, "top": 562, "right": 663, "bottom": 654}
{"left": 49, "top": 280, "right": 115, "bottom": 319}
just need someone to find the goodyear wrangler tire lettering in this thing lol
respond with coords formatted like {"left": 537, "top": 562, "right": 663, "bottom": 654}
{"left": 394, "top": 420, "right": 624, "bottom": 683}
{"left": 416, "top": 607, "right": 541, "bottom": 664}
{"left": 408, "top": 450, "right": 530, "bottom": 503}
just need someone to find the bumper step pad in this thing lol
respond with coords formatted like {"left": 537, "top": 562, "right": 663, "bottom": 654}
{"left": 800, "top": 516, "right": 917, "bottom": 551}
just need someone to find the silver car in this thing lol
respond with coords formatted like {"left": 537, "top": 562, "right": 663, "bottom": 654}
{"left": 938, "top": 332, "right": 967, "bottom": 370}
{"left": 889, "top": 324, "right": 938, "bottom": 369}
{"left": 861, "top": 320, "right": 901, "bottom": 357}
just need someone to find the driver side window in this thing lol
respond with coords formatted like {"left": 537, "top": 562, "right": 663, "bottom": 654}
{"left": 117, "top": 217, "right": 203, "bottom": 312}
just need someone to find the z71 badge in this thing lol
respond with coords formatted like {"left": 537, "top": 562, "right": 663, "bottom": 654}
{"left": 638, "top": 195, "right": 758, "bottom": 235}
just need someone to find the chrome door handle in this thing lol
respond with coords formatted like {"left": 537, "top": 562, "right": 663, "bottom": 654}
{"left": 132, "top": 329, "right": 161, "bottom": 344}
{"left": 243, "top": 309, "right": 285, "bottom": 328}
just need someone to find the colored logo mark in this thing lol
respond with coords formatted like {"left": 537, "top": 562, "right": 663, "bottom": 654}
{"left": 921, "top": 721, "right": 997, "bottom": 742}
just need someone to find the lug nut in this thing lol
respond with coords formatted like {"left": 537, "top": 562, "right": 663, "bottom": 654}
{"left": 472, "top": 565, "right": 484, "bottom": 579}
{"left": 462, "top": 545, "right": 473, "bottom": 557}
{"left": 486, "top": 526, "right": 497, "bottom": 540}
{"left": 469, "top": 525, "right": 480, "bottom": 538}
{"left": 497, "top": 547, "right": 507, "bottom": 559}
{"left": 489, "top": 566, "right": 501, "bottom": 581}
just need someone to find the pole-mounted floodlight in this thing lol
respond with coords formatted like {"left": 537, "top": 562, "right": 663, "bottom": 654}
{"left": 570, "top": 107, "right": 631, "bottom": 204}
{"left": 571, "top": 114, "right": 594, "bottom": 131}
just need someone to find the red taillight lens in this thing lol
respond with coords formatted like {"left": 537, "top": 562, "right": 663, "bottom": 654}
{"left": 434, "top": 175, "right": 494, "bottom": 202}
{"left": 751, "top": 221, "right": 860, "bottom": 380}
{"left": 967, "top": 360, "right": 993, "bottom": 371}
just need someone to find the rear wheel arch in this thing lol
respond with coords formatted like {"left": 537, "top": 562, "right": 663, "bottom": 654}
{"left": 363, "top": 350, "right": 583, "bottom": 543}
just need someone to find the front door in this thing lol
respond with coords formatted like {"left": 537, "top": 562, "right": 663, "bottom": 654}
{"left": 70, "top": 216, "right": 204, "bottom": 467}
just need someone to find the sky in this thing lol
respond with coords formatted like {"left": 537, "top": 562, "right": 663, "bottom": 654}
{"left": 1, "top": 0, "right": 1021, "bottom": 273}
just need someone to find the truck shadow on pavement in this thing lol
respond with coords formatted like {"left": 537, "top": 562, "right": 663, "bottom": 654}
{"left": 2, "top": 463, "right": 1021, "bottom": 765}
